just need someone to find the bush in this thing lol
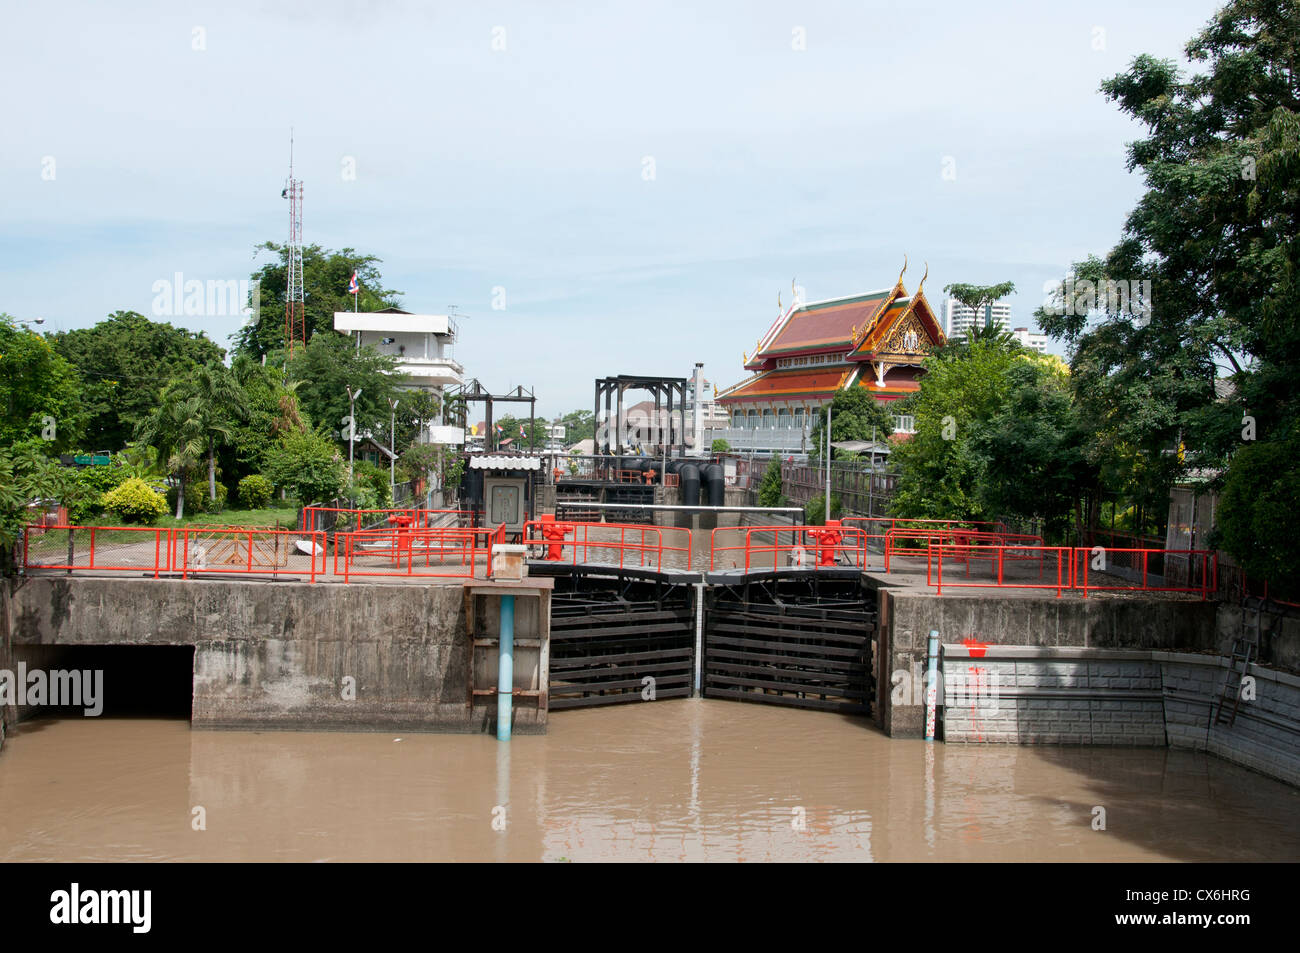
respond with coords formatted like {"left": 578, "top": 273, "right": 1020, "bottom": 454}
{"left": 238, "top": 474, "right": 273, "bottom": 509}
{"left": 265, "top": 430, "right": 345, "bottom": 506}
{"left": 166, "top": 480, "right": 205, "bottom": 517}
{"left": 202, "top": 481, "right": 229, "bottom": 514}
{"left": 102, "top": 478, "right": 167, "bottom": 524}
{"left": 711, "top": 438, "right": 732, "bottom": 453}
{"left": 757, "top": 456, "right": 785, "bottom": 508}
{"left": 804, "top": 492, "right": 842, "bottom": 525}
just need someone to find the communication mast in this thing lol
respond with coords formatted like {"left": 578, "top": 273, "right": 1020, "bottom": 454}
{"left": 282, "top": 133, "right": 306, "bottom": 358}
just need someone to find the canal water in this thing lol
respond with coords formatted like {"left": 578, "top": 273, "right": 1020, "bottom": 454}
{"left": 1, "top": 699, "right": 1297, "bottom": 862}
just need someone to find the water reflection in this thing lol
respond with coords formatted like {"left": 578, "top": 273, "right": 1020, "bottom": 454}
{"left": 0, "top": 699, "right": 1296, "bottom": 862}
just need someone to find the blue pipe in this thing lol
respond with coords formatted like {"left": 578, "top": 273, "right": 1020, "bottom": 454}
{"left": 924, "top": 630, "right": 940, "bottom": 742}
{"left": 498, "top": 595, "right": 515, "bottom": 742}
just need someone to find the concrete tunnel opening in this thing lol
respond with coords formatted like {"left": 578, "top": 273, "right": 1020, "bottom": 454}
{"left": 10, "top": 646, "right": 197, "bottom": 722}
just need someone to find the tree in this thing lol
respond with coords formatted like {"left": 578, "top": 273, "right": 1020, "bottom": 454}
{"left": 0, "top": 441, "right": 88, "bottom": 569}
{"left": 558, "top": 409, "right": 595, "bottom": 445}
{"left": 184, "top": 363, "right": 248, "bottom": 500}
{"left": 711, "top": 438, "right": 732, "bottom": 453}
{"left": 133, "top": 388, "right": 207, "bottom": 519}
{"left": 942, "top": 281, "right": 1017, "bottom": 338}
{"left": 1036, "top": 0, "right": 1300, "bottom": 563}
{"left": 807, "top": 387, "right": 895, "bottom": 461}
{"left": 889, "top": 337, "right": 1027, "bottom": 520}
{"left": 1215, "top": 438, "right": 1300, "bottom": 598}
{"left": 264, "top": 429, "right": 346, "bottom": 506}
{"left": 51, "top": 311, "right": 224, "bottom": 451}
{"left": 757, "top": 455, "right": 785, "bottom": 507}
{"left": 288, "top": 333, "right": 405, "bottom": 444}
{"left": 391, "top": 388, "right": 441, "bottom": 450}
{"left": 234, "top": 243, "right": 403, "bottom": 359}
{"left": 972, "top": 358, "right": 1097, "bottom": 541}
{"left": 0, "top": 315, "right": 85, "bottom": 452}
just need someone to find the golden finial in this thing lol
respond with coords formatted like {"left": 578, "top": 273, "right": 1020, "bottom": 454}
{"left": 917, "top": 261, "right": 929, "bottom": 296}
{"left": 896, "top": 254, "right": 908, "bottom": 289}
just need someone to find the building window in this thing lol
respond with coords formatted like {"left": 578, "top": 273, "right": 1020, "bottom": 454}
{"left": 747, "top": 409, "right": 758, "bottom": 427}
{"left": 777, "top": 408, "right": 791, "bottom": 429}
{"left": 733, "top": 409, "right": 745, "bottom": 429}
{"left": 761, "top": 409, "right": 774, "bottom": 429}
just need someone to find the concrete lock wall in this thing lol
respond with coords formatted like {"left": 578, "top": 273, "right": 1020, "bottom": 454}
{"left": 939, "top": 646, "right": 1300, "bottom": 788}
{"left": 871, "top": 588, "right": 1219, "bottom": 738}
{"left": 2, "top": 576, "right": 547, "bottom": 734}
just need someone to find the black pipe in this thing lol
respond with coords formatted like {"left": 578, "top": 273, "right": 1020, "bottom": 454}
{"left": 704, "top": 464, "right": 725, "bottom": 507}
{"left": 680, "top": 464, "right": 701, "bottom": 506}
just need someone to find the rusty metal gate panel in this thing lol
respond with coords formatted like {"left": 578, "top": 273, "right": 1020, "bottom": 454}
{"left": 537, "top": 565, "right": 695, "bottom": 709}
{"left": 703, "top": 569, "right": 875, "bottom": 714}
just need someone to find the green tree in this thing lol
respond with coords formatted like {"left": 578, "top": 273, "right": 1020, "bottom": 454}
{"left": 807, "top": 387, "right": 895, "bottom": 461}
{"left": 889, "top": 336, "right": 1027, "bottom": 520}
{"left": 234, "top": 243, "right": 403, "bottom": 359}
{"left": 264, "top": 429, "right": 346, "bottom": 506}
{"left": 559, "top": 409, "right": 595, "bottom": 445}
{"left": 942, "top": 281, "right": 1017, "bottom": 338}
{"left": 1037, "top": 1, "right": 1300, "bottom": 561}
{"left": 0, "top": 315, "right": 85, "bottom": 451}
{"left": 1215, "top": 438, "right": 1300, "bottom": 597}
{"left": 182, "top": 363, "right": 248, "bottom": 500}
{"left": 0, "top": 441, "right": 88, "bottom": 568}
{"left": 971, "top": 358, "right": 1097, "bottom": 541}
{"left": 711, "top": 437, "right": 732, "bottom": 453}
{"left": 757, "top": 455, "right": 785, "bottom": 508}
{"left": 51, "top": 311, "right": 224, "bottom": 451}
{"left": 394, "top": 388, "right": 442, "bottom": 450}
{"left": 289, "top": 333, "right": 404, "bottom": 444}
{"left": 134, "top": 388, "right": 207, "bottom": 519}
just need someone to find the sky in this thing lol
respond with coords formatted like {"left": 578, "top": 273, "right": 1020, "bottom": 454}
{"left": 1, "top": 0, "right": 1226, "bottom": 418}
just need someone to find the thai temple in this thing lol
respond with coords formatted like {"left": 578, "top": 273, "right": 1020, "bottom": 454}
{"left": 713, "top": 262, "right": 944, "bottom": 453}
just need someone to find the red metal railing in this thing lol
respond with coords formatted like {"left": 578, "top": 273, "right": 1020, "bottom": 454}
{"left": 333, "top": 524, "right": 496, "bottom": 581}
{"left": 522, "top": 520, "right": 688, "bottom": 571}
{"left": 22, "top": 525, "right": 327, "bottom": 582}
{"left": 883, "top": 527, "right": 1043, "bottom": 572}
{"left": 178, "top": 527, "right": 327, "bottom": 582}
{"left": 709, "top": 524, "right": 868, "bottom": 571}
{"left": 23, "top": 525, "right": 175, "bottom": 578}
{"left": 925, "top": 545, "right": 1218, "bottom": 599}
{"left": 931, "top": 544, "right": 1074, "bottom": 597}
{"left": 300, "top": 506, "right": 475, "bottom": 534}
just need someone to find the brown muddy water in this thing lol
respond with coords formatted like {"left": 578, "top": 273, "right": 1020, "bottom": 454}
{"left": 1, "top": 699, "right": 1297, "bottom": 862}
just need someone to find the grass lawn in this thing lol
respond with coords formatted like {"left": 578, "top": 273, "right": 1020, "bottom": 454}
{"left": 156, "top": 505, "right": 302, "bottom": 530}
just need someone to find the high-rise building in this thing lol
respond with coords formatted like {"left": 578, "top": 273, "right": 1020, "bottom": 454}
{"left": 1010, "top": 326, "right": 1048, "bottom": 353}
{"left": 944, "top": 298, "right": 1011, "bottom": 339}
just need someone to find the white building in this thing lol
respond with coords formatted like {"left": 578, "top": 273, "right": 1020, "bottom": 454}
{"left": 945, "top": 298, "right": 1012, "bottom": 339}
{"left": 1010, "top": 326, "right": 1048, "bottom": 353}
{"left": 333, "top": 308, "right": 465, "bottom": 444}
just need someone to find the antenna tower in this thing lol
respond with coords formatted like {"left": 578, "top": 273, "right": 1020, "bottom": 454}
{"left": 283, "top": 133, "right": 306, "bottom": 357}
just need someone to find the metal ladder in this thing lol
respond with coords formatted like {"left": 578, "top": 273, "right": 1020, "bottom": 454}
{"left": 1212, "top": 602, "right": 1262, "bottom": 728}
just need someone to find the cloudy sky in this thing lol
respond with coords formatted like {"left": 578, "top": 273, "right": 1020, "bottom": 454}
{"left": 2, "top": 0, "right": 1223, "bottom": 416}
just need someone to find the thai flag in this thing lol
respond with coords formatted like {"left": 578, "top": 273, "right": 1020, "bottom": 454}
{"left": 519, "top": 425, "right": 526, "bottom": 438}
{"left": 495, "top": 424, "right": 503, "bottom": 435}
{"left": 348, "top": 272, "right": 359, "bottom": 294}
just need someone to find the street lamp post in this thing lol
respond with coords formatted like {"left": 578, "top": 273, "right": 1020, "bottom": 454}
{"left": 347, "top": 386, "right": 362, "bottom": 509}
{"left": 389, "top": 397, "right": 400, "bottom": 491}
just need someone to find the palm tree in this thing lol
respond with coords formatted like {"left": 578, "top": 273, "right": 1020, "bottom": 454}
{"left": 187, "top": 363, "right": 248, "bottom": 500}
{"left": 135, "top": 389, "right": 207, "bottom": 519}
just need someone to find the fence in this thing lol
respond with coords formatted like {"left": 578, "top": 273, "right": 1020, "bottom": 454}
{"left": 522, "top": 520, "right": 692, "bottom": 571}
{"left": 922, "top": 544, "right": 1216, "bottom": 599}
{"left": 333, "top": 524, "right": 502, "bottom": 582}
{"left": 22, "top": 525, "right": 328, "bottom": 582}
{"left": 709, "top": 524, "right": 868, "bottom": 571}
